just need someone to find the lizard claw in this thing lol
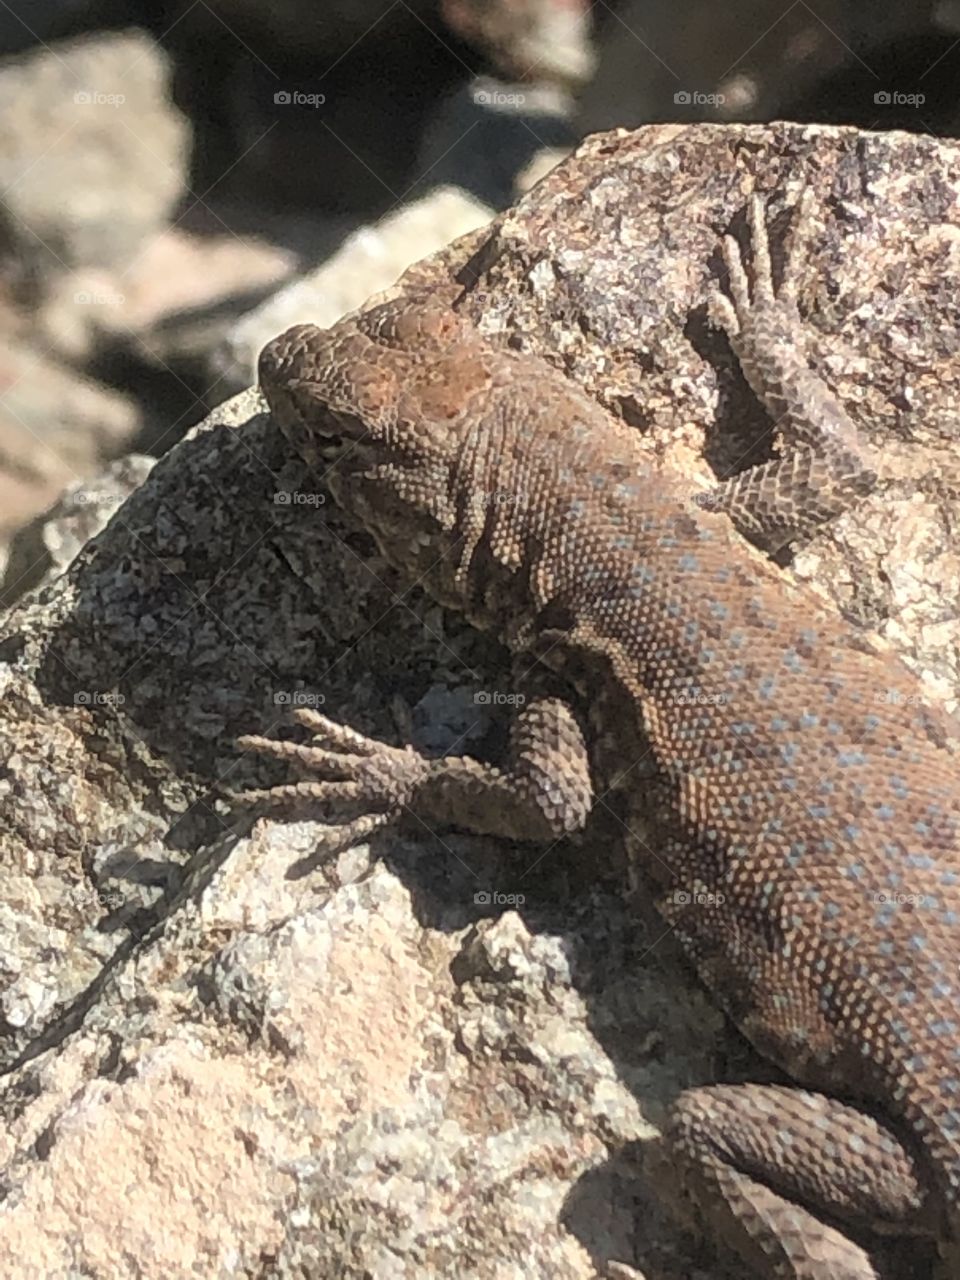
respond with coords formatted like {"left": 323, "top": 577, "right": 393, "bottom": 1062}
{"left": 707, "top": 284, "right": 740, "bottom": 337}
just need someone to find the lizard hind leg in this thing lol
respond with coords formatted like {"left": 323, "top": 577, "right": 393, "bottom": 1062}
{"left": 666, "top": 1082, "right": 936, "bottom": 1280}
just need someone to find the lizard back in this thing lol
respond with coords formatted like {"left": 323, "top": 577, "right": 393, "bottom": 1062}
{"left": 260, "top": 294, "right": 960, "bottom": 1232}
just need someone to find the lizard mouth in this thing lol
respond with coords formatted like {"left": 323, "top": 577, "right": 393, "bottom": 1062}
{"left": 286, "top": 412, "right": 363, "bottom": 472}
{"left": 311, "top": 426, "right": 348, "bottom": 465}
{"left": 283, "top": 418, "right": 343, "bottom": 469}
{"left": 260, "top": 371, "right": 345, "bottom": 466}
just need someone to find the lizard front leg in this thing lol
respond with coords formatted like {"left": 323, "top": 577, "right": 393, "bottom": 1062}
{"left": 231, "top": 695, "right": 594, "bottom": 846}
{"left": 700, "top": 191, "right": 878, "bottom": 551}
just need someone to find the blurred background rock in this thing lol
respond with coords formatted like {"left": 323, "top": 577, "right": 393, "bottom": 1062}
{"left": 0, "top": 0, "right": 958, "bottom": 600}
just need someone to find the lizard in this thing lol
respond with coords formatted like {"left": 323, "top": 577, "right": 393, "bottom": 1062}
{"left": 237, "top": 191, "right": 960, "bottom": 1279}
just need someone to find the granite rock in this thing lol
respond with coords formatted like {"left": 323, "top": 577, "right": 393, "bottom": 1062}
{"left": 1, "top": 122, "right": 958, "bottom": 1279}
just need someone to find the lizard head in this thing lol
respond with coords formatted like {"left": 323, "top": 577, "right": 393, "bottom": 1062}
{"left": 258, "top": 302, "right": 513, "bottom": 607}
{"left": 258, "top": 302, "right": 496, "bottom": 478}
{"left": 259, "top": 322, "right": 357, "bottom": 465}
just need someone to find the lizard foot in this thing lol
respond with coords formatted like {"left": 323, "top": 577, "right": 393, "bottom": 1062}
{"left": 229, "top": 707, "right": 430, "bottom": 825}
{"left": 699, "top": 188, "right": 876, "bottom": 549}
{"left": 707, "top": 187, "right": 812, "bottom": 339}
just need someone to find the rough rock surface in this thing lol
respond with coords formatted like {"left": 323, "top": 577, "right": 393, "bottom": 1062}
{"left": 0, "top": 122, "right": 958, "bottom": 1279}
{"left": 0, "top": 454, "right": 155, "bottom": 609}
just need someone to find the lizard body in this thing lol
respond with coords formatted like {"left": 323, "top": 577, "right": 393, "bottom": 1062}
{"left": 245, "top": 195, "right": 960, "bottom": 1278}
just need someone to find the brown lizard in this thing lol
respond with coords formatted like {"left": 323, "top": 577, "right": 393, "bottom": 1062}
{"left": 239, "top": 193, "right": 960, "bottom": 1279}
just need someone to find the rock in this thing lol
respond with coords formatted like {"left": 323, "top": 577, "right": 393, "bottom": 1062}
{"left": 0, "top": 454, "right": 155, "bottom": 608}
{"left": 440, "top": 0, "right": 596, "bottom": 87}
{"left": 37, "top": 223, "right": 298, "bottom": 368}
{"left": 0, "top": 340, "right": 141, "bottom": 563}
{"left": 218, "top": 187, "right": 495, "bottom": 391}
{"left": 0, "top": 30, "right": 189, "bottom": 280}
{"left": 0, "top": 122, "right": 957, "bottom": 1279}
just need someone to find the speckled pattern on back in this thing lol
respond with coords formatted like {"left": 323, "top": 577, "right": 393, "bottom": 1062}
{"left": 248, "top": 196, "right": 960, "bottom": 1279}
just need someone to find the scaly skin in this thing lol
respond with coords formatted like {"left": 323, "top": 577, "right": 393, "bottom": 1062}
{"left": 243, "top": 196, "right": 960, "bottom": 1278}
